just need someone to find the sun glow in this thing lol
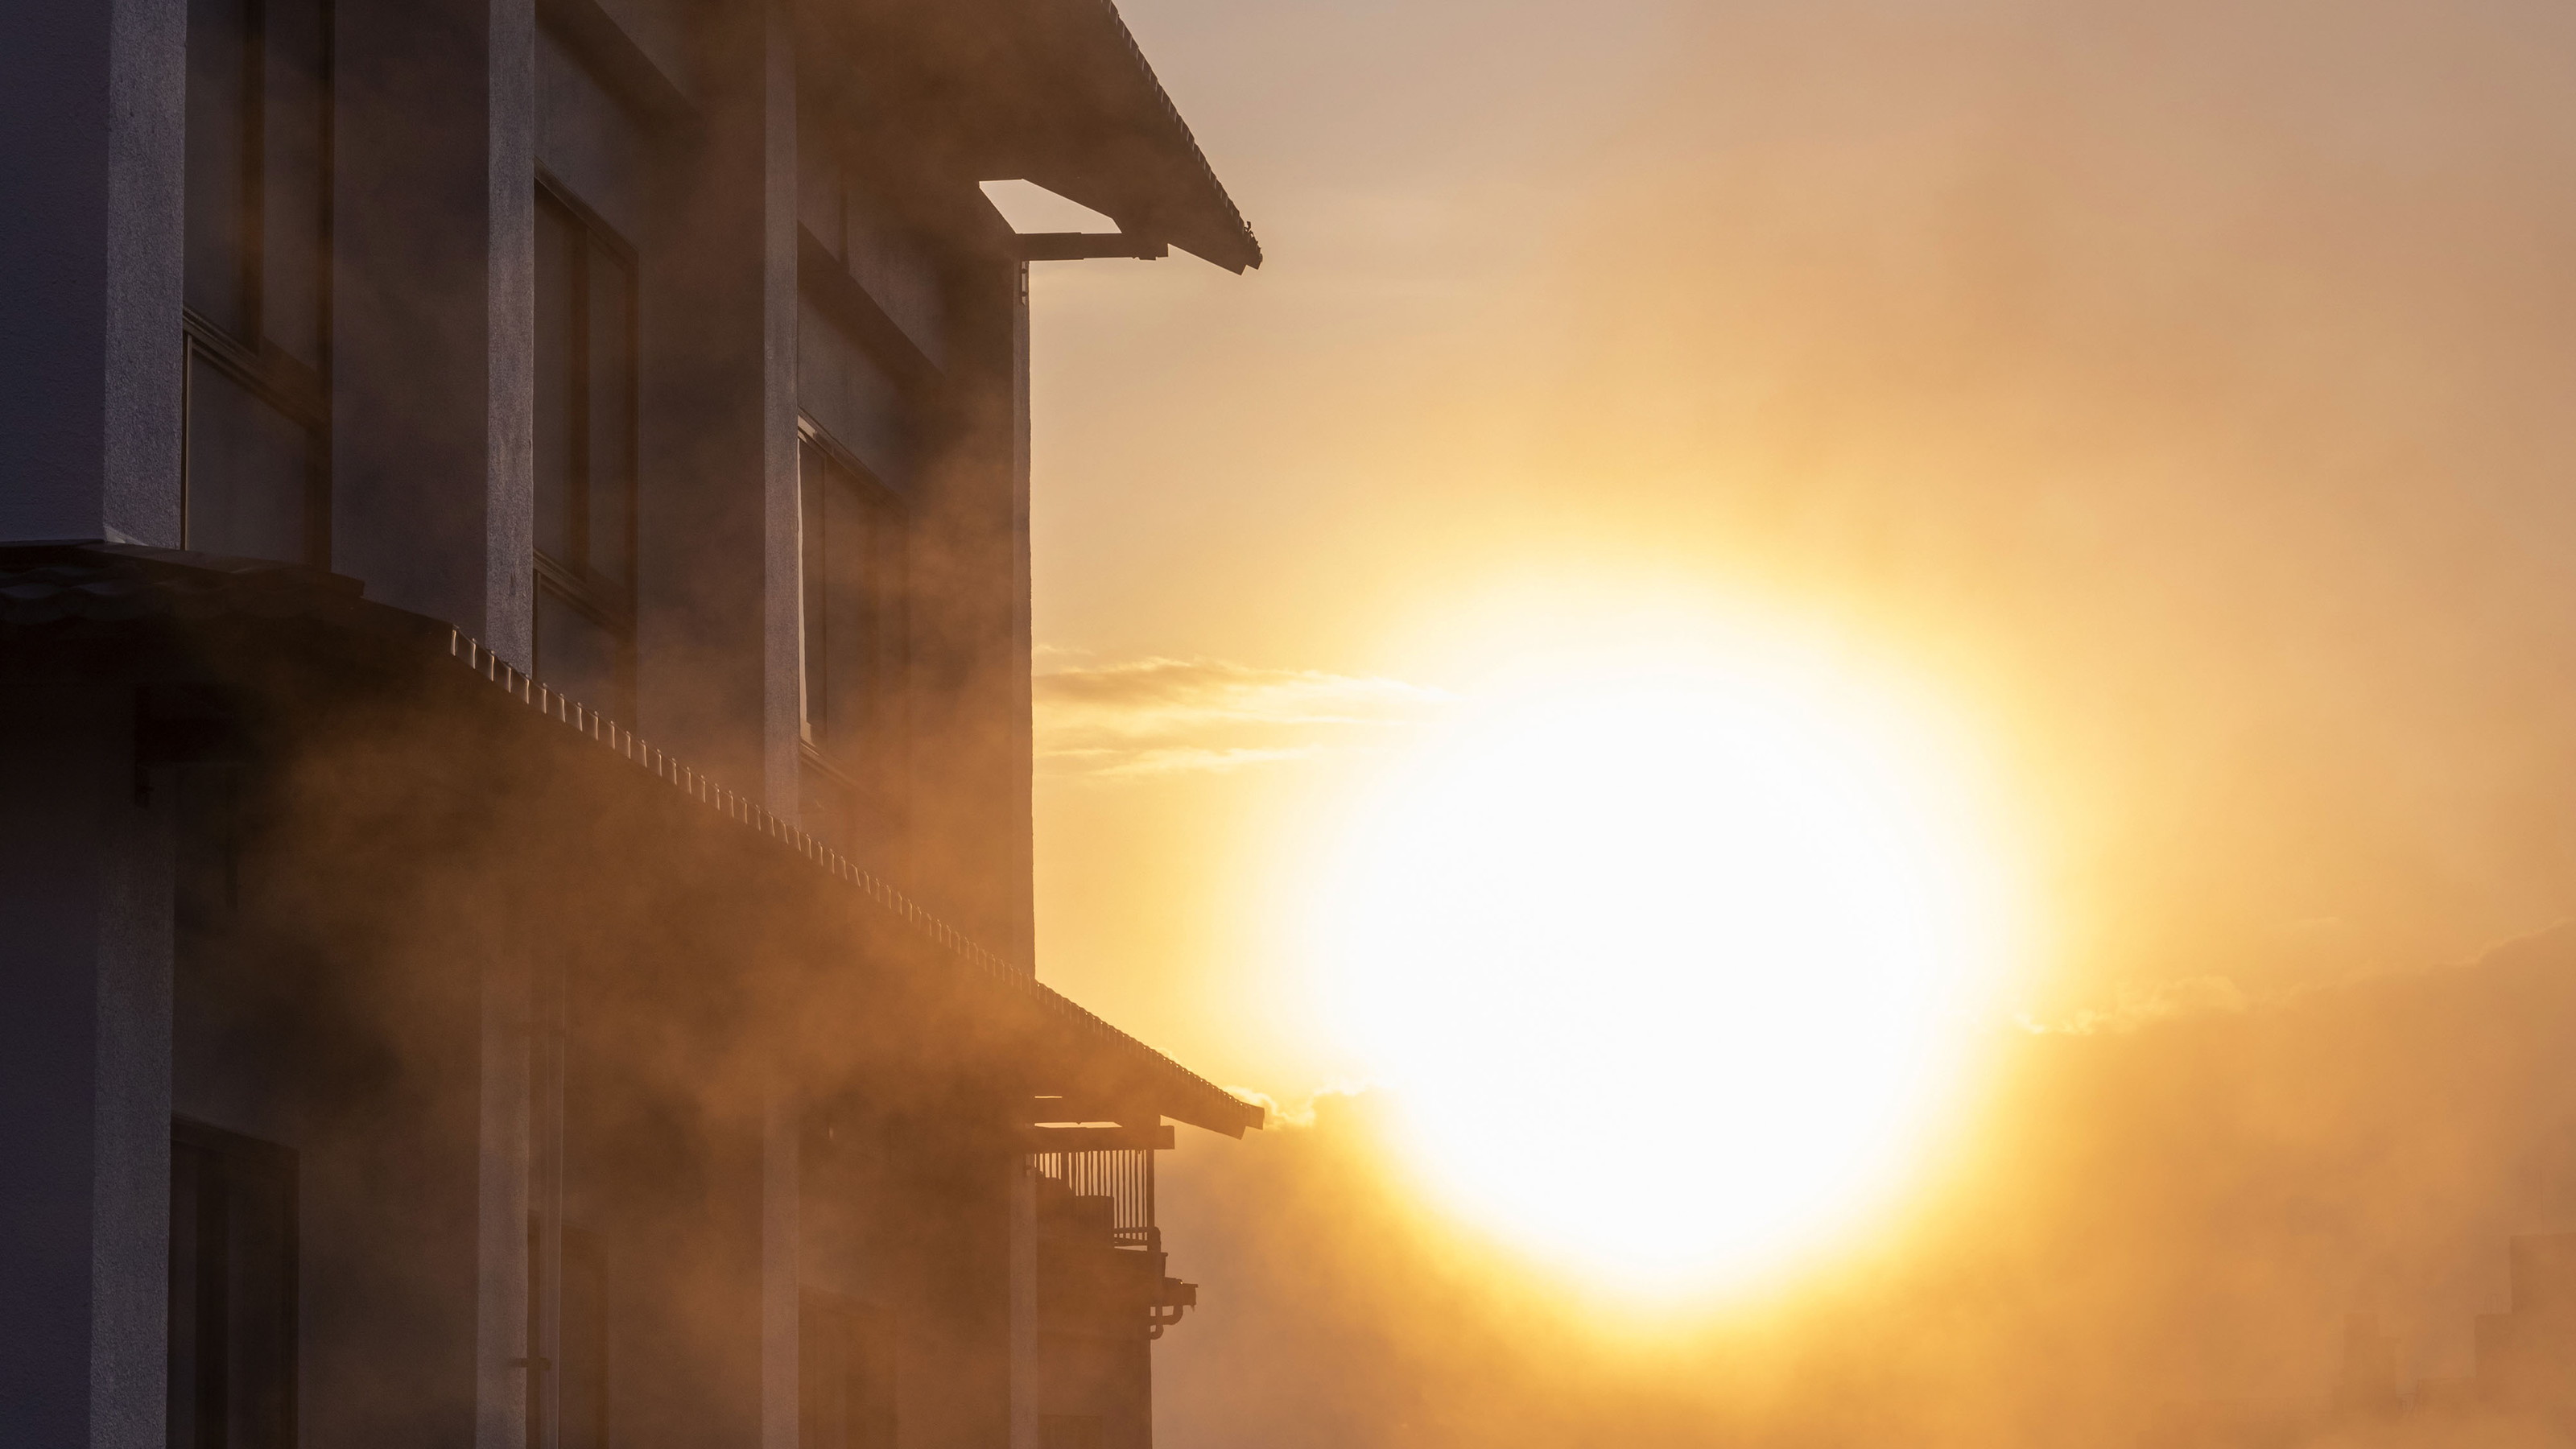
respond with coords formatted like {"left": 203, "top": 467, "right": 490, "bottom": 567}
{"left": 1315, "top": 641, "right": 2021, "bottom": 1295}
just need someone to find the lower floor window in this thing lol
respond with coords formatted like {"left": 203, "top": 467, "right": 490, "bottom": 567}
{"left": 1038, "top": 1415, "right": 1104, "bottom": 1449}
{"left": 555, "top": 1228, "right": 610, "bottom": 1449}
{"left": 169, "top": 1121, "right": 297, "bottom": 1449}
{"left": 801, "top": 1290, "right": 898, "bottom": 1449}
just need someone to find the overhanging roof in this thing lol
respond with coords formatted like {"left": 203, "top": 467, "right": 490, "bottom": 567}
{"left": 841, "top": 0, "right": 1262, "bottom": 273}
{"left": 0, "top": 543, "right": 1268, "bottom": 1137}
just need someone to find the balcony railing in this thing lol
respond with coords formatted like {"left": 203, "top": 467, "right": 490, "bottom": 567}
{"left": 1029, "top": 1147, "right": 1158, "bottom": 1253}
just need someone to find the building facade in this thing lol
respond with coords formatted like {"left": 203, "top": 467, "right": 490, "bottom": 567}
{"left": 0, "top": 1, "right": 1264, "bottom": 1447}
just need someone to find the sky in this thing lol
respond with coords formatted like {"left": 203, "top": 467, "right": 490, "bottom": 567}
{"left": 1030, "top": 0, "right": 2576, "bottom": 1071}
{"left": 1017, "top": 1, "right": 2576, "bottom": 1441}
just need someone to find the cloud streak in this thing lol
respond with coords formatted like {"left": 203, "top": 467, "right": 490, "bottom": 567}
{"left": 1034, "top": 654, "right": 1447, "bottom": 779}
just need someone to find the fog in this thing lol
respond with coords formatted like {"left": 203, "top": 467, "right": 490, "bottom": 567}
{"left": 1147, "top": 929, "right": 2576, "bottom": 1447}
{"left": 1022, "top": 0, "right": 2576, "bottom": 1442}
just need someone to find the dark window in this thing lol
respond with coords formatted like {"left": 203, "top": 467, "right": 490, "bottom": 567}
{"left": 533, "top": 187, "right": 639, "bottom": 722}
{"left": 797, "top": 434, "right": 905, "bottom": 847}
{"left": 183, "top": 0, "right": 329, "bottom": 564}
{"left": 556, "top": 1229, "right": 610, "bottom": 1449}
{"left": 800, "top": 1292, "right": 898, "bottom": 1449}
{"left": 1038, "top": 1417, "right": 1103, "bottom": 1449}
{"left": 527, "top": 1221, "right": 609, "bottom": 1449}
{"left": 185, "top": 360, "right": 316, "bottom": 563}
{"left": 169, "top": 1122, "right": 297, "bottom": 1449}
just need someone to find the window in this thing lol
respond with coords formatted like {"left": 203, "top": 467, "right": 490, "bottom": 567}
{"left": 555, "top": 1229, "right": 610, "bottom": 1449}
{"left": 1038, "top": 1417, "right": 1103, "bottom": 1449}
{"left": 532, "top": 187, "right": 639, "bottom": 721}
{"left": 528, "top": 1221, "right": 609, "bottom": 1449}
{"left": 800, "top": 1291, "right": 898, "bottom": 1449}
{"left": 183, "top": 0, "right": 329, "bottom": 564}
{"left": 797, "top": 433, "right": 905, "bottom": 848}
{"left": 169, "top": 1122, "right": 297, "bottom": 1449}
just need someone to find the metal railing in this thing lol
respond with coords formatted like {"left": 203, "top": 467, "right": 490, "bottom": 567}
{"left": 1029, "top": 1148, "right": 1158, "bottom": 1253}
{"left": 441, "top": 629, "right": 1264, "bottom": 1137}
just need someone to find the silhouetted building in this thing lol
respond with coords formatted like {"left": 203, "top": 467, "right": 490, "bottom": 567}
{"left": 2475, "top": 1232, "right": 2576, "bottom": 1422}
{"left": 2312, "top": 1232, "right": 2576, "bottom": 1439}
{"left": 0, "top": 1, "right": 1263, "bottom": 1447}
{"left": 2331, "top": 1311, "right": 2402, "bottom": 1418}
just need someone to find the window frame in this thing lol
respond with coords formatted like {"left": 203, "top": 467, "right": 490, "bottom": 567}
{"left": 795, "top": 420, "right": 909, "bottom": 853}
{"left": 530, "top": 175, "right": 642, "bottom": 719}
{"left": 794, "top": 419, "right": 906, "bottom": 758}
{"left": 169, "top": 1117, "right": 300, "bottom": 1449}
{"left": 799, "top": 1288, "right": 900, "bottom": 1449}
{"left": 180, "top": 0, "right": 335, "bottom": 566}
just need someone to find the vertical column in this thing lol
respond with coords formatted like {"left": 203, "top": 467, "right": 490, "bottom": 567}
{"left": 886, "top": 1107, "right": 1018, "bottom": 1449}
{"left": 1007, "top": 1160, "right": 1040, "bottom": 1449}
{"left": 525, "top": 959, "right": 569, "bottom": 1449}
{"left": 0, "top": 0, "right": 188, "bottom": 545}
{"left": 1005, "top": 264, "right": 1036, "bottom": 968}
{"left": 0, "top": 682, "right": 176, "bottom": 1449}
{"left": 762, "top": 1080, "right": 802, "bottom": 1449}
{"left": 332, "top": 0, "right": 535, "bottom": 658}
{"left": 757, "top": 0, "right": 804, "bottom": 819}
{"left": 905, "top": 251, "right": 1037, "bottom": 956}
{"left": 473, "top": 928, "right": 535, "bottom": 1449}
{"left": 631, "top": 0, "right": 791, "bottom": 791}
{"left": 485, "top": 0, "right": 539, "bottom": 666}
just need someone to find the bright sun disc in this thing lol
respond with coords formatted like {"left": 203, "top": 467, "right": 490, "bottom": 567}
{"left": 1316, "top": 653, "right": 2013, "bottom": 1295}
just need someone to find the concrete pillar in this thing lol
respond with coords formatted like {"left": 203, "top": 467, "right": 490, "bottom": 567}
{"left": 332, "top": 0, "right": 536, "bottom": 662}
{"left": 485, "top": 0, "right": 540, "bottom": 667}
{"left": 0, "top": 682, "right": 177, "bottom": 1449}
{"left": 474, "top": 924, "right": 536, "bottom": 1449}
{"left": 1004, "top": 265, "right": 1035, "bottom": 968}
{"left": 763, "top": 1081, "right": 803, "bottom": 1449}
{"left": 0, "top": 0, "right": 188, "bottom": 546}
{"left": 889, "top": 1109, "right": 1016, "bottom": 1449}
{"left": 1008, "top": 1161, "right": 1040, "bottom": 1449}
{"left": 757, "top": 0, "right": 804, "bottom": 819}
{"left": 631, "top": 0, "right": 792, "bottom": 792}
{"left": 907, "top": 253, "right": 1036, "bottom": 960}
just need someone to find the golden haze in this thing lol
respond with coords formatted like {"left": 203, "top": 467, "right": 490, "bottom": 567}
{"left": 1028, "top": 0, "right": 2576, "bottom": 1442}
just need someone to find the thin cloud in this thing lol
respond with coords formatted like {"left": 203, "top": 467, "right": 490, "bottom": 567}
{"left": 1037, "top": 655, "right": 1449, "bottom": 732}
{"left": 2026, "top": 974, "right": 2253, "bottom": 1035}
{"left": 1047, "top": 744, "right": 1326, "bottom": 778}
{"left": 1035, "top": 654, "right": 1448, "bottom": 779}
{"left": 1220, "top": 1083, "right": 1379, "bottom": 1131}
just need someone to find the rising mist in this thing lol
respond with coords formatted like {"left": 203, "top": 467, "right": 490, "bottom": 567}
{"left": 1034, "top": 1, "right": 2576, "bottom": 1443}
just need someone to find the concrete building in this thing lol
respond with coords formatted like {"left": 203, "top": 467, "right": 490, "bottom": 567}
{"left": 0, "top": 2, "right": 1264, "bottom": 1447}
{"left": 2472, "top": 1232, "right": 2576, "bottom": 1424}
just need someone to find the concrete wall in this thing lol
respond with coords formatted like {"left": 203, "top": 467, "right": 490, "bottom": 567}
{"left": 0, "top": 0, "right": 187, "bottom": 546}
{"left": 0, "top": 0, "right": 1072, "bottom": 1439}
{"left": 0, "top": 679, "right": 175, "bottom": 1449}
{"left": 331, "top": 0, "right": 535, "bottom": 658}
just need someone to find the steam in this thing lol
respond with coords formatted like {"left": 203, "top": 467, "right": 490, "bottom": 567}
{"left": 1154, "top": 930, "right": 2576, "bottom": 1447}
{"left": 1039, "top": 0, "right": 2576, "bottom": 1442}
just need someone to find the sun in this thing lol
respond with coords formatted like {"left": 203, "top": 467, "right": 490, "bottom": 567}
{"left": 1313, "top": 646, "right": 2019, "bottom": 1295}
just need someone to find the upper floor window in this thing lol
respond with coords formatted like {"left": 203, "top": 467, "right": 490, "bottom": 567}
{"left": 532, "top": 185, "right": 638, "bottom": 722}
{"left": 798, "top": 431, "right": 905, "bottom": 847}
{"left": 183, "top": 0, "right": 329, "bottom": 564}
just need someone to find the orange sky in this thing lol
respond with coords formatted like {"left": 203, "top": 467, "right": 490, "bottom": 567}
{"left": 1025, "top": 0, "right": 2576, "bottom": 1110}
